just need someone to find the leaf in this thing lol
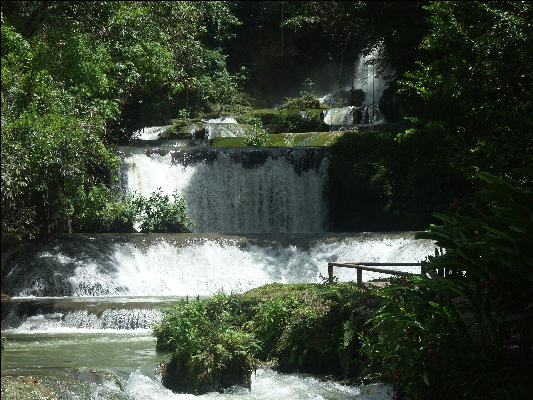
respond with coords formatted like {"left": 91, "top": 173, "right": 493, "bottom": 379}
{"left": 423, "top": 370, "right": 430, "bottom": 386}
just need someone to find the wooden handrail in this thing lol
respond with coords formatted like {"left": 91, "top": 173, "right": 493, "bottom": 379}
{"left": 327, "top": 262, "right": 425, "bottom": 284}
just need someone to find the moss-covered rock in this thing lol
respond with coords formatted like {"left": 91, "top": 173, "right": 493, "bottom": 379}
{"left": 248, "top": 283, "right": 380, "bottom": 377}
{"left": 211, "top": 131, "right": 347, "bottom": 148}
{"left": 154, "top": 296, "right": 257, "bottom": 394}
{"left": 161, "top": 334, "right": 253, "bottom": 394}
{"left": 154, "top": 283, "right": 381, "bottom": 390}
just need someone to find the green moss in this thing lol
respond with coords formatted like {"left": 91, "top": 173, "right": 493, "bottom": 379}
{"left": 211, "top": 137, "right": 248, "bottom": 147}
{"left": 161, "top": 122, "right": 192, "bottom": 139}
{"left": 235, "top": 108, "right": 328, "bottom": 134}
{"left": 211, "top": 131, "right": 347, "bottom": 148}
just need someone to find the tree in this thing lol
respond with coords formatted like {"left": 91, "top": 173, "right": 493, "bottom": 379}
{"left": 400, "top": 1, "right": 533, "bottom": 181}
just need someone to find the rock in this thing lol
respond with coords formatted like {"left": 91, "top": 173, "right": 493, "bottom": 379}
{"left": 161, "top": 353, "right": 252, "bottom": 395}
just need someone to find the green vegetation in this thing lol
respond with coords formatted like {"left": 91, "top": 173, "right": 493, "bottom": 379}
{"left": 68, "top": 186, "right": 192, "bottom": 234}
{"left": 363, "top": 171, "right": 533, "bottom": 399}
{"left": 1, "top": 1, "right": 240, "bottom": 242}
{"left": 399, "top": 2, "right": 533, "bottom": 183}
{"left": 236, "top": 107, "right": 328, "bottom": 134}
{"left": 154, "top": 283, "right": 380, "bottom": 393}
{"left": 154, "top": 294, "right": 257, "bottom": 394}
{"left": 131, "top": 190, "right": 192, "bottom": 233}
{"left": 328, "top": 129, "right": 469, "bottom": 231}
{"left": 279, "top": 90, "right": 321, "bottom": 111}
{"left": 212, "top": 131, "right": 345, "bottom": 147}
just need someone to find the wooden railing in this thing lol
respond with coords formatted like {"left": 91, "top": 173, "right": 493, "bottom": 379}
{"left": 327, "top": 262, "right": 425, "bottom": 284}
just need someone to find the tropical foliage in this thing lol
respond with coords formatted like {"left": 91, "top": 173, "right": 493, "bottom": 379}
{"left": 364, "top": 171, "right": 533, "bottom": 399}
{"left": 1, "top": 1, "right": 239, "bottom": 241}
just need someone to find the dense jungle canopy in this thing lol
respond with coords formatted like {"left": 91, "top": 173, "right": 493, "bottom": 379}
{"left": 1, "top": 1, "right": 532, "bottom": 241}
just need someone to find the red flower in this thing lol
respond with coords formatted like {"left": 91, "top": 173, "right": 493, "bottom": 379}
{"left": 393, "top": 368, "right": 401, "bottom": 379}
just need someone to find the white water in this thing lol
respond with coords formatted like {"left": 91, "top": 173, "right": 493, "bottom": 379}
{"left": 125, "top": 369, "right": 392, "bottom": 400}
{"left": 321, "top": 45, "right": 390, "bottom": 126}
{"left": 132, "top": 126, "right": 171, "bottom": 140}
{"left": 323, "top": 106, "right": 355, "bottom": 126}
{"left": 353, "top": 46, "right": 388, "bottom": 123}
{"left": 3, "top": 309, "right": 162, "bottom": 334}
{"left": 121, "top": 148, "right": 329, "bottom": 233}
{"left": 202, "top": 117, "right": 238, "bottom": 124}
{"left": 7, "top": 233, "right": 434, "bottom": 298}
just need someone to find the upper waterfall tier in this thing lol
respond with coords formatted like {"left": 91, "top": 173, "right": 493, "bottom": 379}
{"left": 119, "top": 146, "right": 330, "bottom": 234}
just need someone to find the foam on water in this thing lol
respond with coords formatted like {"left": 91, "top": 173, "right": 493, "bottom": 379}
{"left": 6, "top": 234, "right": 434, "bottom": 297}
{"left": 132, "top": 126, "right": 171, "bottom": 140}
{"left": 124, "top": 369, "right": 393, "bottom": 400}
{"left": 2, "top": 310, "right": 158, "bottom": 334}
{"left": 202, "top": 117, "right": 238, "bottom": 124}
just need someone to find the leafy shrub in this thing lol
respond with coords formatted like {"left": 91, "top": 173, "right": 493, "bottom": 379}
{"left": 235, "top": 114, "right": 263, "bottom": 128}
{"left": 245, "top": 131, "right": 270, "bottom": 147}
{"left": 280, "top": 91, "right": 321, "bottom": 110}
{"left": 245, "top": 283, "right": 380, "bottom": 376}
{"left": 269, "top": 109, "right": 328, "bottom": 134}
{"left": 72, "top": 184, "right": 135, "bottom": 233}
{"left": 73, "top": 187, "right": 192, "bottom": 233}
{"left": 132, "top": 189, "right": 192, "bottom": 233}
{"left": 252, "top": 296, "right": 299, "bottom": 359}
{"left": 363, "top": 171, "right": 533, "bottom": 399}
{"left": 154, "top": 295, "right": 258, "bottom": 394}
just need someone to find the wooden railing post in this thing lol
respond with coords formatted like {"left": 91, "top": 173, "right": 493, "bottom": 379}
{"left": 328, "top": 263, "right": 334, "bottom": 282}
{"left": 357, "top": 268, "right": 362, "bottom": 284}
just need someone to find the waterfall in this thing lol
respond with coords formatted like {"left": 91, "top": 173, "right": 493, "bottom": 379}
{"left": 131, "top": 125, "right": 171, "bottom": 141}
{"left": 322, "top": 44, "right": 390, "bottom": 127}
{"left": 4, "top": 233, "right": 435, "bottom": 298}
{"left": 352, "top": 45, "right": 388, "bottom": 124}
{"left": 119, "top": 147, "right": 330, "bottom": 233}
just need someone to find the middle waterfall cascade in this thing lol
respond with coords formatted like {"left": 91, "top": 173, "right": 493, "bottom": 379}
{"left": 352, "top": 46, "right": 389, "bottom": 123}
{"left": 120, "top": 146, "right": 330, "bottom": 233}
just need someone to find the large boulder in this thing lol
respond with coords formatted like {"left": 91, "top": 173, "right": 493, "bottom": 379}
{"left": 161, "top": 349, "right": 252, "bottom": 395}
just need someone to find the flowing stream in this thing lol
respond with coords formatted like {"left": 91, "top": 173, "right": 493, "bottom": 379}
{"left": 2, "top": 122, "right": 434, "bottom": 399}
